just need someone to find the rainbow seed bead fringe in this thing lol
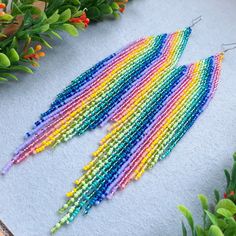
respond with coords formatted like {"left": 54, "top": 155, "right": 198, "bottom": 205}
{"left": 2, "top": 27, "right": 192, "bottom": 174}
{"left": 50, "top": 53, "right": 224, "bottom": 233}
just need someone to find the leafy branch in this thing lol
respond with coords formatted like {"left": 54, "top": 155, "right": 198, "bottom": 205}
{"left": 0, "top": 0, "right": 128, "bottom": 82}
{"left": 178, "top": 153, "right": 236, "bottom": 236}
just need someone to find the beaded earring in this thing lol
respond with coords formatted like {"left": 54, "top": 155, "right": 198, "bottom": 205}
{"left": 50, "top": 52, "right": 225, "bottom": 233}
{"left": 2, "top": 20, "right": 199, "bottom": 174}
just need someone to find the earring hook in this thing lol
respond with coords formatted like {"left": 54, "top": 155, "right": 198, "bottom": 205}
{"left": 190, "top": 16, "right": 202, "bottom": 28}
{"left": 221, "top": 43, "right": 236, "bottom": 53}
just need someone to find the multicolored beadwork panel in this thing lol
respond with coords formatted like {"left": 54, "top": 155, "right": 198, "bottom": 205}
{"left": 50, "top": 53, "right": 224, "bottom": 233}
{"left": 2, "top": 27, "right": 191, "bottom": 174}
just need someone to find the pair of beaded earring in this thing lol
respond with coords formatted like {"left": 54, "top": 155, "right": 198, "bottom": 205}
{"left": 2, "top": 17, "right": 236, "bottom": 233}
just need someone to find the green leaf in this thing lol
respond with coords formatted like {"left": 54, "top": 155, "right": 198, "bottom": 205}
{"left": 217, "top": 208, "right": 233, "bottom": 217}
{"left": 113, "top": 11, "right": 120, "bottom": 19}
{"left": 0, "top": 13, "right": 14, "bottom": 21}
{"left": 195, "top": 225, "right": 205, "bottom": 236}
{"left": 60, "top": 23, "right": 78, "bottom": 36}
{"left": 45, "top": 0, "right": 64, "bottom": 16}
{"left": 214, "top": 190, "right": 220, "bottom": 204}
{"left": 224, "top": 169, "right": 231, "bottom": 187}
{"left": 99, "top": 3, "right": 113, "bottom": 15}
{"left": 216, "top": 199, "right": 236, "bottom": 215}
{"left": 59, "top": 9, "right": 71, "bottom": 22}
{"left": 50, "top": 30, "right": 62, "bottom": 40}
{"left": 226, "top": 219, "right": 236, "bottom": 234}
{"left": 87, "top": 7, "right": 101, "bottom": 19}
{"left": 225, "top": 217, "right": 236, "bottom": 225}
{"left": 10, "top": 65, "right": 33, "bottom": 74}
{"left": 31, "top": 36, "right": 52, "bottom": 48}
{"left": 73, "top": 10, "right": 84, "bottom": 17}
{"left": 20, "top": 4, "right": 37, "bottom": 11}
{"left": 29, "top": 6, "right": 42, "bottom": 15}
{"left": 1, "top": 73, "right": 18, "bottom": 80}
{"left": 12, "top": 2, "right": 23, "bottom": 15}
{"left": 110, "top": 2, "right": 120, "bottom": 10}
{"left": 198, "top": 194, "right": 209, "bottom": 211}
{"left": 178, "top": 205, "right": 194, "bottom": 233}
{"left": 0, "top": 77, "right": 8, "bottom": 82}
{"left": 39, "top": 24, "right": 50, "bottom": 33}
{"left": 10, "top": 36, "right": 18, "bottom": 49}
{"left": 208, "top": 225, "right": 224, "bottom": 236}
{"left": 0, "top": 53, "right": 11, "bottom": 67}
{"left": 47, "top": 10, "right": 60, "bottom": 24}
{"left": 205, "top": 210, "right": 218, "bottom": 225}
{"left": 72, "top": 0, "right": 80, "bottom": 5}
{"left": 39, "top": 38, "right": 52, "bottom": 48}
{"left": 231, "top": 162, "right": 236, "bottom": 184}
{"left": 217, "top": 219, "right": 228, "bottom": 230}
{"left": 181, "top": 221, "right": 187, "bottom": 236}
{"left": 34, "top": 11, "right": 47, "bottom": 24}
{"left": 96, "top": 0, "right": 105, "bottom": 5}
{"left": 21, "top": 0, "right": 35, "bottom": 4}
{"left": 224, "top": 227, "right": 236, "bottom": 236}
{"left": 22, "top": 9, "right": 34, "bottom": 27}
{"left": 27, "top": 47, "right": 35, "bottom": 54}
{"left": 233, "top": 152, "right": 236, "bottom": 161}
{"left": 8, "top": 48, "right": 20, "bottom": 63}
{"left": 31, "top": 24, "right": 50, "bottom": 33}
{"left": 73, "top": 22, "right": 85, "bottom": 30}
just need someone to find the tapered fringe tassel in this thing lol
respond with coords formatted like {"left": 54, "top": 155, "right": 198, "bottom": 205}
{"left": 2, "top": 28, "right": 191, "bottom": 174}
{"left": 51, "top": 53, "right": 224, "bottom": 233}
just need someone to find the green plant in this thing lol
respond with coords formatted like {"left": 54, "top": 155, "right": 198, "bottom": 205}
{"left": 178, "top": 153, "right": 236, "bottom": 236}
{"left": 80, "top": 0, "right": 127, "bottom": 20}
{"left": 0, "top": 0, "right": 128, "bottom": 82}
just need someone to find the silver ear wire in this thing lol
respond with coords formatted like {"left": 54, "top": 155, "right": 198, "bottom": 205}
{"left": 221, "top": 43, "right": 236, "bottom": 53}
{"left": 190, "top": 16, "right": 202, "bottom": 28}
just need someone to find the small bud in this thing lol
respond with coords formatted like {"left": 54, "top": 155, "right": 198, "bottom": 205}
{"left": 0, "top": 3, "right": 6, "bottom": 9}
{"left": 34, "top": 44, "right": 42, "bottom": 51}
{"left": 38, "top": 52, "right": 46, "bottom": 57}
{"left": 8, "top": 48, "right": 20, "bottom": 62}
{"left": 0, "top": 53, "right": 11, "bottom": 67}
{"left": 0, "top": 13, "right": 13, "bottom": 21}
{"left": 79, "top": 12, "right": 87, "bottom": 21}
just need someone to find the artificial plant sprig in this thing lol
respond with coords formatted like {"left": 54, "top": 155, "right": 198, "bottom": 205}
{"left": 0, "top": 0, "right": 128, "bottom": 82}
{"left": 80, "top": 0, "right": 128, "bottom": 20}
{"left": 178, "top": 153, "right": 236, "bottom": 236}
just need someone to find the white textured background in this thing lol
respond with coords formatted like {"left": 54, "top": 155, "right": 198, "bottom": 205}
{"left": 1, "top": 0, "right": 236, "bottom": 235}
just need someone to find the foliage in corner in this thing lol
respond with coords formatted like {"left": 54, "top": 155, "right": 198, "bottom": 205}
{"left": 178, "top": 153, "right": 236, "bottom": 236}
{"left": 0, "top": 0, "right": 128, "bottom": 82}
